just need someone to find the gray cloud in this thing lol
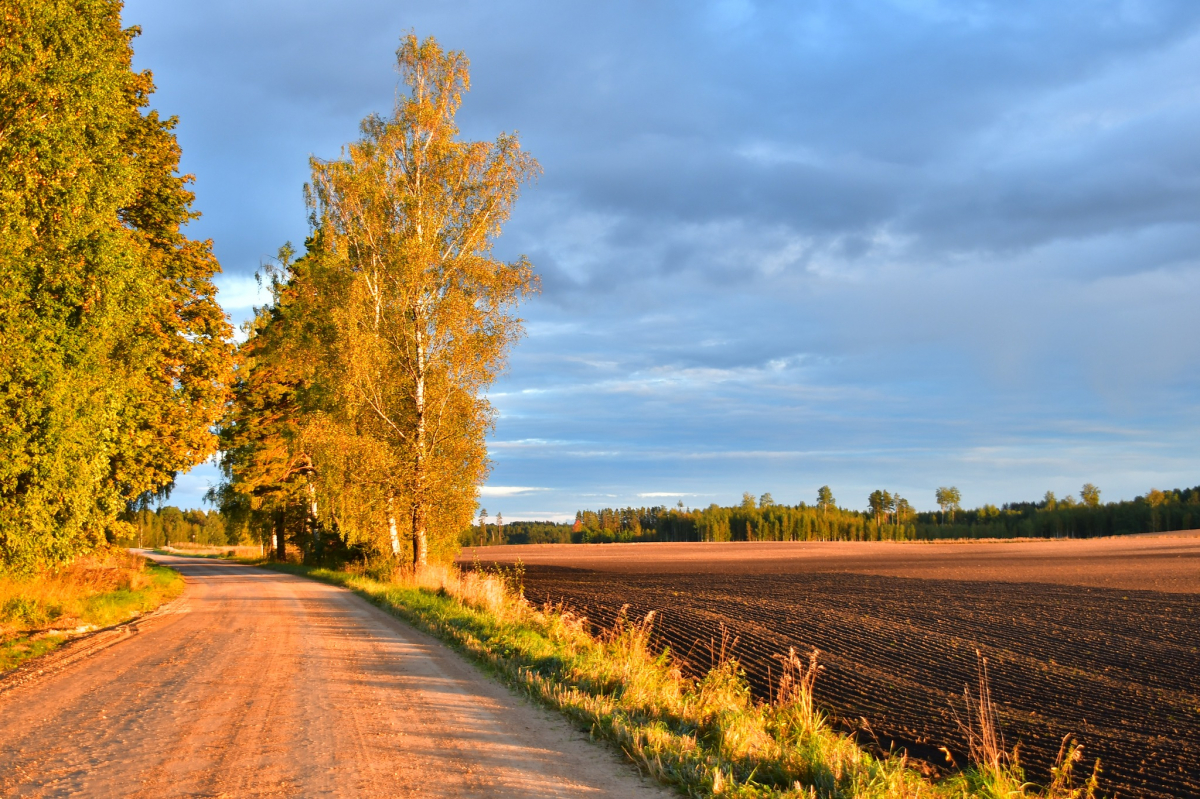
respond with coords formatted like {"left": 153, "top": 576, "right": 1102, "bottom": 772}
{"left": 123, "top": 0, "right": 1200, "bottom": 514}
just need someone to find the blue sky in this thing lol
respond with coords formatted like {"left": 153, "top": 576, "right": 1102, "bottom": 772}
{"left": 124, "top": 0, "right": 1200, "bottom": 520}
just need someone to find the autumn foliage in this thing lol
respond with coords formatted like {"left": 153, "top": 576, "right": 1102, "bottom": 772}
{"left": 0, "top": 0, "right": 233, "bottom": 570}
{"left": 213, "top": 36, "right": 537, "bottom": 566}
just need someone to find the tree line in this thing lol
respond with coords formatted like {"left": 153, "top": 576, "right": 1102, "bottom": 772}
{"left": 462, "top": 483, "right": 1200, "bottom": 546}
{"left": 124, "top": 507, "right": 227, "bottom": 549}
{"left": 209, "top": 36, "right": 537, "bottom": 567}
{"left": 116, "top": 480, "right": 1200, "bottom": 553}
{"left": 1, "top": 10, "right": 533, "bottom": 574}
{"left": 0, "top": 1, "right": 232, "bottom": 572}
{"left": 913, "top": 484, "right": 1200, "bottom": 540}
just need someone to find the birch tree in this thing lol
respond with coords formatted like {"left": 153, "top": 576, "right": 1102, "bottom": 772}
{"left": 307, "top": 35, "right": 538, "bottom": 567}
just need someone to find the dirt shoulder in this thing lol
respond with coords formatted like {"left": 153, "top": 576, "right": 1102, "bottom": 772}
{"left": 464, "top": 534, "right": 1200, "bottom": 593}
{"left": 0, "top": 549, "right": 184, "bottom": 675}
{"left": 0, "top": 553, "right": 673, "bottom": 798}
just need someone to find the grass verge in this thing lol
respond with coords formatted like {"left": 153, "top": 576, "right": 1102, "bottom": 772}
{"left": 249, "top": 558, "right": 1099, "bottom": 799}
{"left": 0, "top": 548, "right": 184, "bottom": 673}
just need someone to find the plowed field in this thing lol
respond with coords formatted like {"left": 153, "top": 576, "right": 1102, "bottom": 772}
{"left": 466, "top": 538, "right": 1200, "bottom": 798}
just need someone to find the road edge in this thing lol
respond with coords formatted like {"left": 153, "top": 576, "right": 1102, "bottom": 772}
{"left": 0, "top": 564, "right": 190, "bottom": 699}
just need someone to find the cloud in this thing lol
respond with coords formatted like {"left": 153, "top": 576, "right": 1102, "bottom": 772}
{"left": 213, "top": 274, "right": 272, "bottom": 313}
{"left": 166, "top": 461, "right": 221, "bottom": 510}
{"left": 478, "top": 486, "right": 549, "bottom": 498}
{"left": 137, "top": 1, "right": 1200, "bottom": 515}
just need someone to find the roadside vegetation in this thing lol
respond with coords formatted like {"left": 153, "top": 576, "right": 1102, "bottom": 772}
{"left": 248, "top": 554, "right": 1100, "bottom": 799}
{"left": 0, "top": 0, "right": 233, "bottom": 574}
{"left": 207, "top": 35, "right": 538, "bottom": 571}
{"left": 0, "top": 549, "right": 183, "bottom": 673}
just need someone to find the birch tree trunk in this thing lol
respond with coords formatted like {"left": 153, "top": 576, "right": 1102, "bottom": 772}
{"left": 413, "top": 315, "right": 428, "bottom": 568}
{"left": 387, "top": 495, "right": 402, "bottom": 558}
{"left": 307, "top": 481, "right": 320, "bottom": 550}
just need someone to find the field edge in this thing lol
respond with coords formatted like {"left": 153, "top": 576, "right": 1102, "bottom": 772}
{"left": 242, "top": 558, "right": 1095, "bottom": 799}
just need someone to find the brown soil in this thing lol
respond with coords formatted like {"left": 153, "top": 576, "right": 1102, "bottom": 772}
{"left": 465, "top": 533, "right": 1200, "bottom": 593}
{"left": 0, "top": 553, "right": 673, "bottom": 798}
{"left": 464, "top": 538, "right": 1200, "bottom": 798}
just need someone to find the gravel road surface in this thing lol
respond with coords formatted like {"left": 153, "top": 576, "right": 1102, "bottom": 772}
{"left": 0, "top": 553, "right": 672, "bottom": 798}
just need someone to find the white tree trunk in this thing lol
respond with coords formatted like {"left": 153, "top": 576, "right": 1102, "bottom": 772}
{"left": 412, "top": 318, "right": 428, "bottom": 568}
{"left": 307, "top": 481, "right": 319, "bottom": 547}
{"left": 387, "top": 495, "right": 402, "bottom": 558}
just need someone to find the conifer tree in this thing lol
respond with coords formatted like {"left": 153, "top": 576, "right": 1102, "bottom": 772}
{"left": 212, "top": 246, "right": 321, "bottom": 559}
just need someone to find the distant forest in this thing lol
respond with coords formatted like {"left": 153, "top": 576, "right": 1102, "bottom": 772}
{"left": 461, "top": 485, "right": 1200, "bottom": 547}
{"left": 124, "top": 507, "right": 228, "bottom": 549}
{"left": 125, "top": 483, "right": 1199, "bottom": 552}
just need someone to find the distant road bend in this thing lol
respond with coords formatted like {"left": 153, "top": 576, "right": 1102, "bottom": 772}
{"left": 0, "top": 553, "right": 669, "bottom": 798}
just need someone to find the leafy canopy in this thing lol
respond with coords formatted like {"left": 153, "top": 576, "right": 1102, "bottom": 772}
{"left": 0, "top": 0, "right": 233, "bottom": 570}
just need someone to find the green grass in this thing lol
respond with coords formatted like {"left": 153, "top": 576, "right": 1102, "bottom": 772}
{"left": 0, "top": 633, "right": 69, "bottom": 673}
{"left": 247, "top": 559, "right": 1100, "bottom": 799}
{"left": 0, "top": 550, "right": 184, "bottom": 674}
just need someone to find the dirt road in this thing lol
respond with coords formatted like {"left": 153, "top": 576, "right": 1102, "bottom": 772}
{"left": 0, "top": 553, "right": 672, "bottom": 798}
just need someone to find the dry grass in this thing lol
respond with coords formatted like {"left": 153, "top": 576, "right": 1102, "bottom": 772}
{"left": 263, "top": 557, "right": 1107, "bottom": 798}
{"left": 0, "top": 547, "right": 183, "bottom": 672}
{"left": 954, "top": 653, "right": 1101, "bottom": 799}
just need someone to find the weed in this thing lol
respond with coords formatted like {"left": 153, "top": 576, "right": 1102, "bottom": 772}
{"left": 260, "top": 558, "right": 1105, "bottom": 799}
{"left": 953, "top": 651, "right": 1102, "bottom": 799}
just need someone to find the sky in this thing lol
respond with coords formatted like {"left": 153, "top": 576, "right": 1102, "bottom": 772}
{"left": 123, "top": 0, "right": 1200, "bottom": 520}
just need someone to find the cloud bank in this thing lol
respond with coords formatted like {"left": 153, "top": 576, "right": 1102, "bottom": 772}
{"left": 124, "top": 0, "right": 1200, "bottom": 516}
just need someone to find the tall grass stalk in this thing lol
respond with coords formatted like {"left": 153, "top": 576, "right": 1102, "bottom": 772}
{"left": 954, "top": 652, "right": 1101, "bottom": 799}
{"left": 265, "top": 559, "right": 1104, "bottom": 799}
